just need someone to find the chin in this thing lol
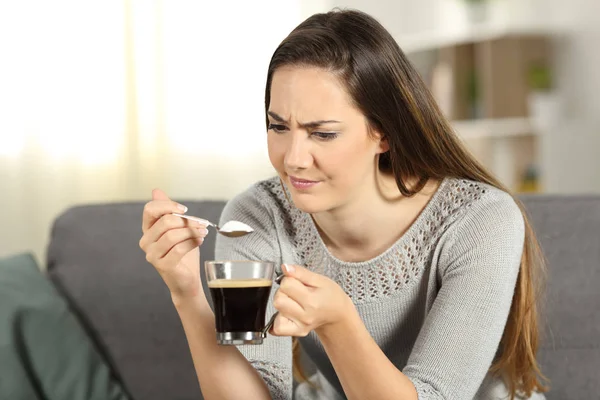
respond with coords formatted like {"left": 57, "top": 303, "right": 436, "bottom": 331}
{"left": 288, "top": 192, "right": 331, "bottom": 214}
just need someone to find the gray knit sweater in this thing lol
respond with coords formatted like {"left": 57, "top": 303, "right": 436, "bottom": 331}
{"left": 214, "top": 176, "right": 545, "bottom": 400}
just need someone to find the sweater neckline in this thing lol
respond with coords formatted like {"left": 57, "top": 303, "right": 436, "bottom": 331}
{"left": 303, "top": 177, "right": 451, "bottom": 268}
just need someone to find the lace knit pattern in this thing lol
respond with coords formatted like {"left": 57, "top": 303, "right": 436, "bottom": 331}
{"left": 411, "top": 378, "right": 445, "bottom": 399}
{"left": 250, "top": 360, "right": 290, "bottom": 400}
{"left": 259, "top": 177, "right": 487, "bottom": 304}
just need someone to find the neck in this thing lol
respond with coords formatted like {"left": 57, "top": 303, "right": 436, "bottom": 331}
{"left": 313, "top": 173, "right": 439, "bottom": 262}
{"left": 312, "top": 175, "right": 440, "bottom": 262}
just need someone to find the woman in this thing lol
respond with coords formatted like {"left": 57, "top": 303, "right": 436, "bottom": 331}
{"left": 139, "top": 9, "right": 548, "bottom": 400}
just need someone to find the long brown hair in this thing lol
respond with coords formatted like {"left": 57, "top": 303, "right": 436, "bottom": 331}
{"left": 265, "top": 8, "right": 548, "bottom": 398}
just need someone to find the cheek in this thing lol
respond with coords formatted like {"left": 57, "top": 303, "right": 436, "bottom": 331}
{"left": 267, "top": 135, "right": 285, "bottom": 171}
{"left": 323, "top": 142, "right": 371, "bottom": 176}
{"left": 321, "top": 142, "right": 376, "bottom": 198}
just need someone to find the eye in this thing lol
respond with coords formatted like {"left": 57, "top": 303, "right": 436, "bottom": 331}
{"left": 267, "top": 123, "right": 288, "bottom": 133}
{"left": 312, "top": 131, "right": 339, "bottom": 141}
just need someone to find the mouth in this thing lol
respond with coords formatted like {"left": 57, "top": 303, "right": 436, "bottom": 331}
{"left": 288, "top": 175, "right": 320, "bottom": 190}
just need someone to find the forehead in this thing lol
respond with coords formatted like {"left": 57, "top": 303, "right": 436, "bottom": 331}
{"left": 269, "top": 66, "right": 356, "bottom": 117}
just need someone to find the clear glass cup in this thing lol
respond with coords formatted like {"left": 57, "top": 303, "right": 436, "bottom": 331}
{"left": 205, "top": 260, "right": 276, "bottom": 345}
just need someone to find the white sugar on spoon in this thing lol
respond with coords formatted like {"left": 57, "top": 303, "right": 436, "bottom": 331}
{"left": 172, "top": 213, "right": 254, "bottom": 238}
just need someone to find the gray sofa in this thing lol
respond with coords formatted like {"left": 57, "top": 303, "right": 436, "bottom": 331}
{"left": 45, "top": 195, "right": 600, "bottom": 400}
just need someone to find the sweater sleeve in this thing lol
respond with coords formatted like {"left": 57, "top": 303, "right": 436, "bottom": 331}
{"left": 214, "top": 184, "right": 293, "bottom": 400}
{"left": 402, "top": 191, "right": 525, "bottom": 399}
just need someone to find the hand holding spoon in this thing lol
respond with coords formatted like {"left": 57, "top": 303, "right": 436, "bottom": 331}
{"left": 172, "top": 213, "right": 254, "bottom": 238}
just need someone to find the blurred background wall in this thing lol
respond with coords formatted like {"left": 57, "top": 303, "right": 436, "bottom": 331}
{"left": 1, "top": 0, "right": 598, "bottom": 265}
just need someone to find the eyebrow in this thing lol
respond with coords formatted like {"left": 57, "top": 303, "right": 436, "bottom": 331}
{"left": 267, "top": 111, "right": 341, "bottom": 129}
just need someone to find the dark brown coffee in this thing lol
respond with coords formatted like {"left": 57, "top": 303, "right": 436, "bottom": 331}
{"left": 208, "top": 278, "right": 272, "bottom": 332}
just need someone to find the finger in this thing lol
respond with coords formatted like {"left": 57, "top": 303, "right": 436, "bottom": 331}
{"left": 142, "top": 214, "right": 207, "bottom": 249}
{"left": 142, "top": 190, "right": 188, "bottom": 233}
{"left": 273, "top": 290, "right": 305, "bottom": 317}
{"left": 141, "top": 214, "right": 200, "bottom": 250}
{"left": 142, "top": 200, "right": 188, "bottom": 233}
{"left": 282, "top": 264, "right": 321, "bottom": 287}
{"left": 152, "top": 227, "right": 208, "bottom": 259}
{"left": 152, "top": 188, "right": 170, "bottom": 201}
{"left": 270, "top": 313, "right": 309, "bottom": 337}
{"left": 278, "top": 277, "right": 311, "bottom": 308}
{"left": 160, "top": 237, "right": 205, "bottom": 267}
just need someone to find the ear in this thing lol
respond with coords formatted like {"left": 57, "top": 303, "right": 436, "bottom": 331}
{"left": 375, "top": 132, "right": 389, "bottom": 154}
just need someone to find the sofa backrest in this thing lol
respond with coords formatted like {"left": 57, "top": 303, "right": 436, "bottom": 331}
{"left": 46, "top": 195, "right": 600, "bottom": 400}
{"left": 520, "top": 195, "right": 600, "bottom": 399}
{"left": 47, "top": 201, "right": 224, "bottom": 400}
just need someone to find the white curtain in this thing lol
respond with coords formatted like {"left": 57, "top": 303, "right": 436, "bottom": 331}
{"left": 0, "top": 0, "right": 320, "bottom": 264}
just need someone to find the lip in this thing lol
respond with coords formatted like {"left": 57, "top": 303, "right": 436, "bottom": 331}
{"left": 289, "top": 175, "right": 320, "bottom": 190}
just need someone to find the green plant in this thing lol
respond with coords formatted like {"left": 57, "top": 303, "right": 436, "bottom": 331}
{"left": 465, "top": 68, "right": 482, "bottom": 118}
{"left": 528, "top": 64, "right": 552, "bottom": 91}
{"left": 467, "top": 69, "right": 479, "bottom": 103}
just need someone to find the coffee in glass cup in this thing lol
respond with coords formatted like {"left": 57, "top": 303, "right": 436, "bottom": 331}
{"left": 205, "top": 260, "right": 276, "bottom": 345}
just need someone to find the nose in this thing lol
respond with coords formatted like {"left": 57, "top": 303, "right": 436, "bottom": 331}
{"left": 284, "top": 132, "right": 313, "bottom": 171}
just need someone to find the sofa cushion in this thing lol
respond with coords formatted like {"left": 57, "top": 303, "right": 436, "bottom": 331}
{"left": 520, "top": 195, "right": 600, "bottom": 400}
{"left": 46, "top": 201, "right": 225, "bottom": 400}
{"left": 0, "top": 252, "right": 131, "bottom": 400}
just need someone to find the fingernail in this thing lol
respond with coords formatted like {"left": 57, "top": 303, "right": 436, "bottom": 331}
{"left": 198, "top": 228, "right": 209, "bottom": 235}
{"left": 283, "top": 264, "right": 295, "bottom": 273}
{"left": 177, "top": 204, "right": 188, "bottom": 213}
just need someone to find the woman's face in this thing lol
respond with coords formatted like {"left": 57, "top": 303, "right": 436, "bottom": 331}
{"left": 267, "top": 66, "right": 388, "bottom": 214}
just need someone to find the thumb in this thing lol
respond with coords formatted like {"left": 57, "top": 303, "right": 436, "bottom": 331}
{"left": 152, "top": 188, "right": 171, "bottom": 201}
{"left": 282, "top": 264, "right": 319, "bottom": 287}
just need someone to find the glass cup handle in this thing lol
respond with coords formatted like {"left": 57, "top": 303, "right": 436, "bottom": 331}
{"left": 261, "top": 311, "right": 279, "bottom": 338}
{"left": 274, "top": 270, "right": 284, "bottom": 285}
{"left": 261, "top": 271, "right": 285, "bottom": 338}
